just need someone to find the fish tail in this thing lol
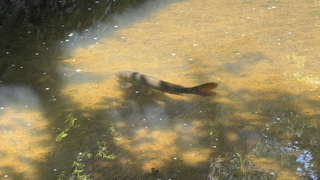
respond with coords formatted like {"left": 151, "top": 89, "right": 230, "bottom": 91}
{"left": 186, "top": 83, "right": 218, "bottom": 96}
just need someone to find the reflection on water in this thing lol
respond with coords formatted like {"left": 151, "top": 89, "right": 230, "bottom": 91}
{"left": 1, "top": 0, "right": 320, "bottom": 179}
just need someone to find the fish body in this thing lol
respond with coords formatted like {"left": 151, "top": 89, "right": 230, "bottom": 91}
{"left": 115, "top": 70, "right": 218, "bottom": 96}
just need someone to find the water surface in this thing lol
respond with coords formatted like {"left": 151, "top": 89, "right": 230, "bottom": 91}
{"left": 0, "top": 0, "right": 320, "bottom": 179}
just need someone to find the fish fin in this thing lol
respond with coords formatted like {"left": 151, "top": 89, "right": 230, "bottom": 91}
{"left": 189, "top": 82, "right": 218, "bottom": 96}
{"left": 142, "top": 86, "right": 152, "bottom": 95}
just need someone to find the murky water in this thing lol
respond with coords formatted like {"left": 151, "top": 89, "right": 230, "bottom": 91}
{"left": 1, "top": 0, "right": 320, "bottom": 179}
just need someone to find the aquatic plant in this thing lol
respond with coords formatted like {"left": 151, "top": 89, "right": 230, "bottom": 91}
{"left": 95, "top": 141, "right": 115, "bottom": 160}
{"left": 287, "top": 55, "right": 319, "bottom": 84}
{"left": 71, "top": 151, "right": 93, "bottom": 180}
{"left": 109, "top": 126, "right": 122, "bottom": 142}
{"left": 56, "top": 113, "right": 75, "bottom": 142}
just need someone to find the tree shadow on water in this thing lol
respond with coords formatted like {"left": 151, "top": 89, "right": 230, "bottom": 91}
{"left": 0, "top": 1, "right": 190, "bottom": 179}
{"left": 87, "top": 87, "right": 221, "bottom": 180}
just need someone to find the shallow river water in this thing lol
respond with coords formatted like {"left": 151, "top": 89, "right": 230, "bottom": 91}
{"left": 0, "top": 0, "right": 320, "bottom": 179}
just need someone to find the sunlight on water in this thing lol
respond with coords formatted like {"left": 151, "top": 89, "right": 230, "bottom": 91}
{"left": 0, "top": 86, "right": 53, "bottom": 179}
{"left": 54, "top": 0, "right": 320, "bottom": 178}
{"left": 1, "top": 0, "right": 320, "bottom": 179}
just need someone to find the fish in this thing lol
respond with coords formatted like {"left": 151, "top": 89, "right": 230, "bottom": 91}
{"left": 115, "top": 70, "right": 218, "bottom": 96}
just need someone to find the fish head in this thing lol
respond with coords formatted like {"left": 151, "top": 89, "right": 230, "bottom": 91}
{"left": 114, "top": 70, "right": 139, "bottom": 84}
{"left": 114, "top": 70, "right": 131, "bottom": 80}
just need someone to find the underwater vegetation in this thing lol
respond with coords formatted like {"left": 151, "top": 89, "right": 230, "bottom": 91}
{"left": 95, "top": 141, "right": 115, "bottom": 160}
{"left": 287, "top": 55, "right": 319, "bottom": 84}
{"left": 58, "top": 141, "right": 115, "bottom": 180}
{"left": 56, "top": 113, "right": 75, "bottom": 142}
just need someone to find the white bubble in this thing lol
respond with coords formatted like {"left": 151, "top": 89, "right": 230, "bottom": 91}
{"left": 213, "top": 146, "right": 217, "bottom": 148}
{"left": 27, "top": 123, "right": 31, "bottom": 126}
{"left": 45, "top": 88, "right": 50, "bottom": 91}
{"left": 0, "top": 107, "right": 4, "bottom": 110}
{"left": 69, "top": 33, "right": 74, "bottom": 37}
{"left": 173, "top": 157, "right": 177, "bottom": 160}
{"left": 6, "top": 52, "right": 9, "bottom": 54}
{"left": 4, "top": 175, "right": 8, "bottom": 178}
{"left": 114, "top": 25, "right": 118, "bottom": 28}
{"left": 172, "top": 53, "right": 176, "bottom": 56}
{"left": 53, "top": 169, "right": 57, "bottom": 171}
{"left": 272, "top": 6, "right": 276, "bottom": 9}
{"left": 193, "top": 44, "right": 198, "bottom": 46}
{"left": 36, "top": 52, "right": 39, "bottom": 55}
{"left": 76, "top": 69, "right": 81, "bottom": 72}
